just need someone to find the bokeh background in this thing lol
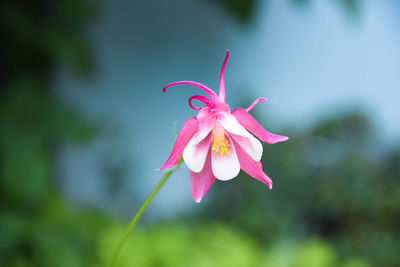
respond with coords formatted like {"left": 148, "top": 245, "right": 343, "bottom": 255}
{"left": 1, "top": 0, "right": 400, "bottom": 266}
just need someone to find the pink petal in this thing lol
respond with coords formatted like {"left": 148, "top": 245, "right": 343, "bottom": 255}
{"left": 183, "top": 133, "right": 212, "bottom": 173}
{"left": 211, "top": 136, "right": 240, "bottom": 181}
{"left": 231, "top": 108, "right": 288, "bottom": 144}
{"left": 158, "top": 117, "right": 198, "bottom": 170}
{"left": 233, "top": 139, "right": 273, "bottom": 189}
{"left": 190, "top": 152, "right": 215, "bottom": 203}
{"left": 245, "top": 97, "right": 267, "bottom": 112}
{"left": 218, "top": 50, "right": 229, "bottom": 103}
{"left": 163, "top": 81, "right": 219, "bottom": 102}
{"left": 188, "top": 95, "right": 215, "bottom": 110}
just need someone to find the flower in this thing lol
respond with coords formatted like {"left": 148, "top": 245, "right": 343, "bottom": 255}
{"left": 159, "top": 50, "right": 288, "bottom": 202}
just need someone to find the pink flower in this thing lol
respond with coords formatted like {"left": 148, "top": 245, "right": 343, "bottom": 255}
{"left": 159, "top": 50, "right": 288, "bottom": 203}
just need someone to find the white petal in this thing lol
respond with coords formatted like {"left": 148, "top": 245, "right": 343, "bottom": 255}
{"left": 183, "top": 133, "right": 211, "bottom": 173}
{"left": 211, "top": 136, "right": 240, "bottom": 181}
{"left": 218, "top": 113, "right": 251, "bottom": 137}
{"left": 230, "top": 133, "right": 263, "bottom": 162}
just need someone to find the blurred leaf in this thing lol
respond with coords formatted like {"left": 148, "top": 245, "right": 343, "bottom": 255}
{"left": 0, "top": 0, "right": 94, "bottom": 265}
{"left": 212, "top": 0, "right": 257, "bottom": 22}
{"left": 293, "top": 239, "right": 337, "bottom": 267}
{"left": 44, "top": 30, "right": 92, "bottom": 75}
{"left": 338, "top": 0, "right": 361, "bottom": 16}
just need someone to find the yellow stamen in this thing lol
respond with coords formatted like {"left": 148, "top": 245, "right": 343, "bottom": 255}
{"left": 211, "top": 126, "right": 230, "bottom": 157}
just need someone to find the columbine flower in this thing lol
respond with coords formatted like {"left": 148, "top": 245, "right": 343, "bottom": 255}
{"left": 159, "top": 50, "right": 288, "bottom": 202}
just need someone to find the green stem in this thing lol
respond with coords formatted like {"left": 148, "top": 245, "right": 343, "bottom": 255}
{"left": 109, "top": 158, "right": 182, "bottom": 267}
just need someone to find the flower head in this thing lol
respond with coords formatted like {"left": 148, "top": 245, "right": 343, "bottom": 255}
{"left": 159, "top": 50, "right": 288, "bottom": 202}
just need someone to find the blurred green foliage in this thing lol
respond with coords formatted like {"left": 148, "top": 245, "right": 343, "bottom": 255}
{"left": 97, "top": 222, "right": 372, "bottom": 267}
{"left": 215, "top": 0, "right": 361, "bottom": 22}
{"left": 213, "top": 0, "right": 257, "bottom": 21}
{"left": 0, "top": 0, "right": 94, "bottom": 266}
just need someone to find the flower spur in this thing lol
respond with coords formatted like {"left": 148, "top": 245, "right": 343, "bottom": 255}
{"left": 159, "top": 50, "right": 288, "bottom": 202}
